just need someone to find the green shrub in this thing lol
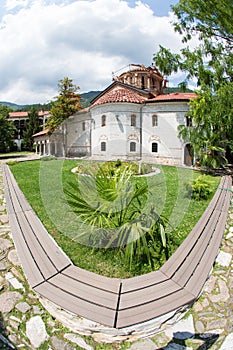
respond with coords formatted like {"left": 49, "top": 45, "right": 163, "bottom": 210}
{"left": 186, "top": 175, "right": 214, "bottom": 200}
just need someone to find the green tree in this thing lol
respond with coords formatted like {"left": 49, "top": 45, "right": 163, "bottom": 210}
{"left": 153, "top": 0, "right": 233, "bottom": 167}
{"left": 0, "top": 105, "right": 16, "bottom": 153}
{"left": 47, "top": 77, "right": 81, "bottom": 132}
{"left": 22, "top": 107, "right": 40, "bottom": 151}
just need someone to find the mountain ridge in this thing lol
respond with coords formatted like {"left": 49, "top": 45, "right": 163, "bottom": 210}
{"left": 0, "top": 87, "right": 193, "bottom": 111}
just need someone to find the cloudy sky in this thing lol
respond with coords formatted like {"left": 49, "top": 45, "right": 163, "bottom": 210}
{"left": 0, "top": 0, "right": 188, "bottom": 105}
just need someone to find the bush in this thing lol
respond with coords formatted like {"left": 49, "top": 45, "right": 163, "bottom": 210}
{"left": 186, "top": 175, "right": 214, "bottom": 200}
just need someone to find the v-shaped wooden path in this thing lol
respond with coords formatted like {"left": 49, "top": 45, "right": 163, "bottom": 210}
{"left": 2, "top": 163, "right": 232, "bottom": 329}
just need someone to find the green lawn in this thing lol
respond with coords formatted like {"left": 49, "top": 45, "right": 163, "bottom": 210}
{"left": 9, "top": 159, "right": 220, "bottom": 278}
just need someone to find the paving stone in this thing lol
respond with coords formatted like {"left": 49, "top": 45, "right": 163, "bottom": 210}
{"left": 216, "top": 251, "right": 232, "bottom": 267}
{"left": 50, "top": 336, "right": 75, "bottom": 350}
{"left": 16, "top": 302, "right": 31, "bottom": 313}
{"left": 11, "top": 267, "right": 24, "bottom": 281}
{"left": 209, "top": 279, "right": 230, "bottom": 303}
{"left": 33, "top": 305, "right": 43, "bottom": 314}
{"left": 128, "top": 338, "right": 157, "bottom": 350}
{"left": 0, "top": 237, "right": 13, "bottom": 251}
{"left": 0, "top": 205, "right": 6, "bottom": 212}
{"left": 204, "top": 275, "right": 217, "bottom": 293}
{"left": 164, "top": 315, "right": 195, "bottom": 340}
{"left": 8, "top": 250, "right": 21, "bottom": 266}
{"left": 26, "top": 316, "right": 49, "bottom": 348}
{"left": 0, "top": 214, "right": 8, "bottom": 224}
{"left": 219, "top": 333, "right": 233, "bottom": 350}
{"left": 195, "top": 320, "right": 205, "bottom": 333}
{"left": 0, "top": 291, "right": 22, "bottom": 313}
{"left": 64, "top": 334, "right": 94, "bottom": 350}
{"left": 5, "top": 272, "right": 25, "bottom": 291}
{"left": 0, "top": 261, "right": 7, "bottom": 271}
{"left": 207, "top": 318, "right": 227, "bottom": 330}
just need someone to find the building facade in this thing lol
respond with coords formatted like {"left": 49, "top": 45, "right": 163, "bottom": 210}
{"left": 34, "top": 65, "right": 195, "bottom": 166}
{"left": 8, "top": 110, "right": 50, "bottom": 150}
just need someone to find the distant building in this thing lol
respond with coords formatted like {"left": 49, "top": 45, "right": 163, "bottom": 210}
{"left": 33, "top": 64, "right": 196, "bottom": 166}
{"left": 8, "top": 110, "right": 50, "bottom": 150}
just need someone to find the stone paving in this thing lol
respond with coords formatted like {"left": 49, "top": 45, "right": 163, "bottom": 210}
{"left": 0, "top": 159, "right": 232, "bottom": 349}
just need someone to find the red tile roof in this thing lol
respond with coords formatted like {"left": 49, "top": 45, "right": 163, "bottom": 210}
{"left": 92, "top": 83, "right": 196, "bottom": 107}
{"left": 32, "top": 128, "right": 50, "bottom": 137}
{"left": 149, "top": 92, "right": 196, "bottom": 102}
{"left": 8, "top": 111, "right": 28, "bottom": 118}
{"left": 38, "top": 110, "right": 50, "bottom": 116}
{"left": 92, "top": 85, "right": 147, "bottom": 106}
{"left": 9, "top": 110, "right": 50, "bottom": 119}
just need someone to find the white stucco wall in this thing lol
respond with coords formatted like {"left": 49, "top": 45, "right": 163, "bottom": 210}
{"left": 49, "top": 101, "right": 189, "bottom": 165}
{"left": 90, "top": 101, "right": 188, "bottom": 165}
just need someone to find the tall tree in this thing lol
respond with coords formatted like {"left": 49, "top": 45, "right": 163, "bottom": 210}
{"left": 22, "top": 106, "right": 40, "bottom": 151}
{"left": 47, "top": 77, "right": 81, "bottom": 132}
{"left": 0, "top": 105, "right": 16, "bottom": 153}
{"left": 153, "top": 0, "right": 233, "bottom": 167}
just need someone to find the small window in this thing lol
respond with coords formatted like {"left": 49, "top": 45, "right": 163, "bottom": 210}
{"left": 101, "top": 115, "right": 106, "bottom": 127}
{"left": 101, "top": 141, "right": 106, "bottom": 152}
{"left": 152, "top": 142, "right": 158, "bottom": 153}
{"left": 186, "top": 116, "right": 192, "bottom": 127}
{"left": 82, "top": 121, "right": 85, "bottom": 131}
{"left": 152, "top": 114, "right": 158, "bottom": 127}
{"left": 130, "top": 142, "right": 136, "bottom": 152}
{"left": 131, "top": 114, "right": 136, "bottom": 127}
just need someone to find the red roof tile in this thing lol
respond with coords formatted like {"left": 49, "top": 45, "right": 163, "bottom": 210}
{"left": 149, "top": 92, "right": 196, "bottom": 102}
{"left": 9, "top": 111, "right": 28, "bottom": 118}
{"left": 32, "top": 128, "right": 50, "bottom": 137}
{"left": 9, "top": 110, "right": 50, "bottom": 119}
{"left": 38, "top": 110, "right": 50, "bottom": 116}
{"left": 92, "top": 85, "right": 147, "bottom": 106}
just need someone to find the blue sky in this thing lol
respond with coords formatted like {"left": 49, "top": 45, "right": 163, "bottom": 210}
{"left": 0, "top": 0, "right": 186, "bottom": 104}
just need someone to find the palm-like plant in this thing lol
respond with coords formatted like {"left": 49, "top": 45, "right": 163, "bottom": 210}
{"left": 64, "top": 164, "right": 168, "bottom": 270}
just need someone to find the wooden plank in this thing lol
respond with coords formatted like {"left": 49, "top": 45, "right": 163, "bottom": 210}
{"left": 116, "top": 288, "right": 194, "bottom": 329}
{"left": 34, "top": 281, "right": 117, "bottom": 328}
{"left": 48, "top": 273, "right": 119, "bottom": 309}
{"left": 62, "top": 265, "right": 120, "bottom": 294}
{"left": 2, "top": 173, "right": 15, "bottom": 215}
{"left": 160, "top": 178, "right": 227, "bottom": 279}
{"left": 25, "top": 210, "right": 71, "bottom": 272}
{"left": 184, "top": 211, "right": 228, "bottom": 296}
{"left": 16, "top": 211, "right": 58, "bottom": 280}
{"left": 8, "top": 213, "right": 44, "bottom": 287}
{"left": 160, "top": 207, "right": 212, "bottom": 278}
{"left": 121, "top": 270, "right": 168, "bottom": 293}
{"left": 119, "top": 279, "right": 181, "bottom": 309}
{"left": 171, "top": 210, "right": 221, "bottom": 287}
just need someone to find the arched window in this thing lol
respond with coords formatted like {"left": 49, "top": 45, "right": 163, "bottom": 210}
{"left": 152, "top": 114, "right": 158, "bottom": 127}
{"left": 101, "top": 115, "right": 106, "bottom": 127}
{"left": 101, "top": 141, "right": 106, "bottom": 151}
{"left": 130, "top": 142, "right": 136, "bottom": 152}
{"left": 131, "top": 114, "right": 136, "bottom": 127}
{"left": 152, "top": 142, "right": 158, "bottom": 153}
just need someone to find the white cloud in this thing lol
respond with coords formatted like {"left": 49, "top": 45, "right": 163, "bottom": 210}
{"left": 4, "top": 0, "right": 30, "bottom": 11}
{"left": 0, "top": 0, "right": 184, "bottom": 104}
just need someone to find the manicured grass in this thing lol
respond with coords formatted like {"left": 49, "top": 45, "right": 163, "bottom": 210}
{"left": 9, "top": 159, "right": 220, "bottom": 277}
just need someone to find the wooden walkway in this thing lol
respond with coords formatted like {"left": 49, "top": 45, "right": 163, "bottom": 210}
{"left": 2, "top": 163, "right": 232, "bottom": 329}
